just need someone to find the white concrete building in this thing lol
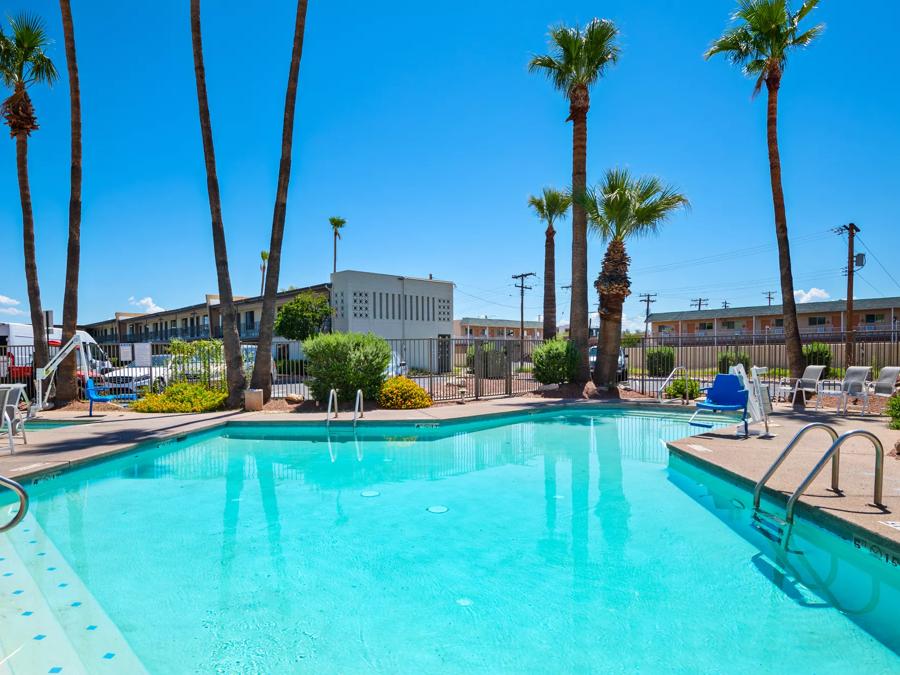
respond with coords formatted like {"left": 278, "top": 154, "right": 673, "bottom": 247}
{"left": 330, "top": 271, "right": 454, "bottom": 339}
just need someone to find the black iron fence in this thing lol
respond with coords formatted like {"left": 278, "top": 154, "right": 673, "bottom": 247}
{"left": 1, "top": 336, "right": 545, "bottom": 404}
{"left": 625, "top": 332, "right": 900, "bottom": 399}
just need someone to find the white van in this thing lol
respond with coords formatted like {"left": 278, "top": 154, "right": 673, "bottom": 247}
{"left": 0, "top": 322, "right": 112, "bottom": 383}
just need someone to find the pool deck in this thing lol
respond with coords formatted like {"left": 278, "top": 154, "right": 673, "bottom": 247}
{"left": 2, "top": 397, "right": 899, "bottom": 550}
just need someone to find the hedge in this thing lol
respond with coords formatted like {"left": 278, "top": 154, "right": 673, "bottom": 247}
{"left": 646, "top": 346, "right": 675, "bottom": 377}
{"left": 532, "top": 338, "right": 578, "bottom": 385}
{"left": 303, "top": 332, "right": 391, "bottom": 402}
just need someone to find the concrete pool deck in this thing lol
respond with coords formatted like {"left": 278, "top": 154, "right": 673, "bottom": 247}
{"left": 2, "top": 397, "right": 898, "bottom": 550}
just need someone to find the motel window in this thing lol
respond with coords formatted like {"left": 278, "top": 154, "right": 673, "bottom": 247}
{"left": 698, "top": 322, "right": 713, "bottom": 331}
{"left": 865, "top": 314, "right": 884, "bottom": 323}
{"left": 245, "top": 311, "right": 255, "bottom": 329}
{"left": 722, "top": 321, "right": 735, "bottom": 330}
{"left": 807, "top": 316, "right": 826, "bottom": 326}
{"left": 774, "top": 318, "right": 784, "bottom": 327}
{"left": 182, "top": 318, "right": 188, "bottom": 329}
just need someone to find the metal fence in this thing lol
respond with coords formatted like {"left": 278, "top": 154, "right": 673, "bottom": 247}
{"left": 1, "top": 336, "right": 545, "bottom": 404}
{"left": 625, "top": 332, "right": 900, "bottom": 399}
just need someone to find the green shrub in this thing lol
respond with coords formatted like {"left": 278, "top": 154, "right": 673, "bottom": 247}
{"left": 132, "top": 382, "right": 227, "bottom": 413}
{"left": 274, "top": 291, "right": 333, "bottom": 341}
{"left": 378, "top": 376, "right": 433, "bottom": 409}
{"left": 620, "top": 331, "right": 642, "bottom": 348}
{"left": 802, "top": 342, "right": 832, "bottom": 378}
{"left": 532, "top": 338, "right": 578, "bottom": 385}
{"left": 303, "top": 332, "right": 391, "bottom": 402}
{"left": 465, "top": 341, "right": 506, "bottom": 378}
{"left": 718, "top": 351, "right": 750, "bottom": 374}
{"left": 888, "top": 395, "right": 900, "bottom": 430}
{"left": 664, "top": 377, "right": 701, "bottom": 400}
{"left": 646, "top": 346, "right": 675, "bottom": 377}
{"left": 275, "top": 358, "right": 305, "bottom": 375}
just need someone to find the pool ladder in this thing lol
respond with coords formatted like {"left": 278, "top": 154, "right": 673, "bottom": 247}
{"left": 657, "top": 366, "right": 689, "bottom": 404}
{"left": 751, "top": 423, "right": 885, "bottom": 546}
{"left": 352, "top": 389, "right": 364, "bottom": 427}
{"left": 326, "top": 388, "right": 339, "bottom": 425}
{"left": 0, "top": 474, "right": 28, "bottom": 533}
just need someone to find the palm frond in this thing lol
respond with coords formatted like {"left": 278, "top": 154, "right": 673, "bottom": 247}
{"left": 529, "top": 19, "right": 620, "bottom": 96}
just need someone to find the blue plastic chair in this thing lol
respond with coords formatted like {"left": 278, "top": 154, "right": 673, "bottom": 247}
{"left": 85, "top": 378, "right": 137, "bottom": 416}
{"left": 691, "top": 374, "right": 749, "bottom": 436}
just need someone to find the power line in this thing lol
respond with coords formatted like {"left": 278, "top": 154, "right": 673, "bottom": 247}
{"left": 690, "top": 297, "right": 708, "bottom": 311}
{"left": 638, "top": 292, "right": 656, "bottom": 338}
{"left": 856, "top": 235, "right": 900, "bottom": 292}
{"left": 512, "top": 272, "right": 536, "bottom": 352}
{"left": 721, "top": 300, "right": 730, "bottom": 309}
{"left": 763, "top": 291, "right": 776, "bottom": 306}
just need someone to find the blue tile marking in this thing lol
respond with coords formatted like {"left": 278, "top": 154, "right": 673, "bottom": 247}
{"left": 22, "top": 610, "right": 33, "bottom": 616}
{"left": 86, "top": 625, "right": 97, "bottom": 631}
{"left": 2, "top": 572, "right": 12, "bottom": 577}
{"left": 102, "top": 653, "right": 115, "bottom": 660}
{"left": 37, "top": 552, "right": 46, "bottom": 557}
{"left": 33, "top": 634, "right": 46, "bottom": 641}
{"left": 58, "top": 583, "right": 69, "bottom": 588}
{"left": 28, "top": 540, "right": 36, "bottom": 544}
{"left": 71, "top": 601, "right": 82, "bottom": 607}
{"left": 49, "top": 668, "right": 62, "bottom": 674}
{"left": 12, "top": 589, "right": 23, "bottom": 595}
{"left": 47, "top": 567, "right": 57, "bottom": 571}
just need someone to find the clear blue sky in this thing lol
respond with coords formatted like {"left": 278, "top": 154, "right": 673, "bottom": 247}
{"left": 1, "top": 0, "right": 898, "bottom": 329}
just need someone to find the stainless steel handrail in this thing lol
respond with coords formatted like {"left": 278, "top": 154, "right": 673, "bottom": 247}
{"left": 0, "top": 475, "right": 28, "bottom": 533}
{"left": 352, "top": 389, "right": 364, "bottom": 427}
{"left": 658, "top": 367, "right": 687, "bottom": 403}
{"left": 785, "top": 429, "right": 885, "bottom": 523}
{"left": 326, "top": 388, "right": 339, "bottom": 426}
{"left": 752, "top": 423, "right": 839, "bottom": 511}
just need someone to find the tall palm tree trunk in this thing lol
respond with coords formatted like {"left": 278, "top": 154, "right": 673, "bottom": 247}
{"left": 765, "top": 71, "right": 803, "bottom": 381}
{"left": 568, "top": 85, "right": 590, "bottom": 382}
{"left": 594, "top": 239, "right": 629, "bottom": 390}
{"left": 56, "top": 0, "right": 82, "bottom": 404}
{"left": 16, "top": 128, "right": 48, "bottom": 372}
{"left": 251, "top": 0, "right": 309, "bottom": 401}
{"left": 332, "top": 232, "right": 337, "bottom": 274}
{"left": 543, "top": 225, "right": 556, "bottom": 340}
{"left": 190, "top": 0, "right": 244, "bottom": 408}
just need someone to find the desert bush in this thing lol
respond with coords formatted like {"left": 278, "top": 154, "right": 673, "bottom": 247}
{"left": 378, "top": 376, "right": 433, "bottom": 409}
{"left": 646, "top": 346, "right": 675, "bottom": 377}
{"left": 132, "top": 382, "right": 227, "bottom": 413}
{"left": 532, "top": 338, "right": 578, "bottom": 385}
{"left": 664, "top": 377, "right": 701, "bottom": 400}
{"left": 717, "top": 351, "right": 751, "bottom": 374}
{"left": 303, "top": 332, "right": 391, "bottom": 402}
{"left": 887, "top": 395, "right": 900, "bottom": 430}
{"left": 802, "top": 342, "right": 832, "bottom": 378}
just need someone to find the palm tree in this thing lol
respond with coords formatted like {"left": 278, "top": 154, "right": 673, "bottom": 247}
{"left": 329, "top": 216, "right": 346, "bottom": 274}
{"left": 0, "top": 14, "right": 57, "bottom": 375}
{"left": 706, "top": 0, "right": 823, "bottom": 380}
{"left": 527, "top": 188, "right": 570, "bottom": 341}
{"left": 529, "top": 19, "right": 620, "bottom": 383}
{"left": 259, "top": 250, "right": 268, "bottom": 295}
{"left": 250, "top": 0, "right": 309, "bottom": 400}
{"left": 581, "top": 169, "right": 689, "bottom": 390}
{"left": 55, "top": 0, "right": 82, "bottom": 405}
{"left": 190, "top": 0, "right": 245, "bottom": 407}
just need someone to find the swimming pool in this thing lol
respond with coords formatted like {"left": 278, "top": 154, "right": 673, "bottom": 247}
{"left": 1, "top": 407, "right": 897, "bottom": 673}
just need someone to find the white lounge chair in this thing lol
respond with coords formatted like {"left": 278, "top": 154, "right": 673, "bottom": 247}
{"left": 868, "top": 366, "right": 900, "bottom": 408}
{"left": 0, "top": 384, "right": 28, "bottom": 453}
{"left": 787, "top": 365, "right": 828, "bottom": 409}
{"left": 835, "top": 366, "right": 872, "bottom": 415}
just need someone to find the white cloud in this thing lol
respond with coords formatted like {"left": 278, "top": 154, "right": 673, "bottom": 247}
{"left": 129, "top": 295, "right": 165, "bottom": 313}
{"left": 0, "top": 294, "right": 21, "bottom": 306}
{"left": 621, "top": 312, "right": 647, "bottom": 332}
{"left": 0, "top": 294, "right": 24, "bottom": 316}
{"left": 0, "top": 306, "right": 25, "bottom": 316}
{"left": 794, "top": 288, "right": 830, "bottom": 304}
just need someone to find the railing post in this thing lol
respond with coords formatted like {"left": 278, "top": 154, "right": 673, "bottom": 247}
{"left": 474, "top": 340, "right": 482, "bottom": 400}
{"left": 505, "top": 343, "right": 512, "bottom": 396}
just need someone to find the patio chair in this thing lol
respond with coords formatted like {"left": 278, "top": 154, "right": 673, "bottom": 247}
{"left": 0, "top": 384, "right": 28, "bottom": 453}
{"left": 787, "top": 365, "right": 828, "bottom": 409}
{"left": 690, "top": 374, "right": 749, "bottom": 437}
{"left": 85, "top": 377, "right": 137, "bottom": 417}
{"left": 869, "top": 366, "right": 900, "bottom": 404}
{"left": 835, "top": 366, "right": 872, "bottom": 415}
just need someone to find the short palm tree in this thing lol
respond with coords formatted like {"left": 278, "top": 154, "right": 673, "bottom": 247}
{"left": 581, "top": 169, "right": 689, "bottom": 390}
{"left": 329, "top": 216, "right": 346, "bottom": 274}
{"left": 529, "top": 19, "right": 620, "bottom": 383}
{"left": 259, "top": 250, "right": 269, "bottom": 295}
{"left": 528, "top": 188, "right": 571, "bottom": 340}
{"left": 55, "top": 0, "right": 83, "bottom": 404}
{"left": 251, "top": 0, "right": 309, "bottom": 400}
{"left": 705, "top": 0, "right": 823, "bottom": 380}
{"left": 0, "top": 13, "right": 57, "bottom": 374}
{"left": 190, "top": 0, "right": 245, "bottom": 406}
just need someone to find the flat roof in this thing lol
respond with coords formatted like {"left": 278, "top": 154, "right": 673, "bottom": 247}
{"left": 334, "top": 270, "right": 453, "bottom": 284}
{"left": 648, "top": 296, "right": 900, "bottom": 323}
{"left": 458, "top": 317, "right": 543, "bottom": 328}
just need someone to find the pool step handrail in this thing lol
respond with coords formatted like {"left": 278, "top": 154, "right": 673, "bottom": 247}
{"left": 752, "top": 422, "right": 840, "bottom": 512}
{"left": 353, "top": 389, "right": 364, "bottom": 427}
{"left": 326, "top": 388, "right": 339, "bottom": 425}
{"left": 658, "top": 367, "right": 687, "bottom": 404}
{"left": 0, "top": 474, "right": 28, "bottom": 533}
{"left": 785, "top": 429, "right": 885, "bottom": 524}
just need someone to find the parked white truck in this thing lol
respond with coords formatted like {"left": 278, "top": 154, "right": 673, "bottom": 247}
{"left": 0, "top": 322, "right": 112, "bottom": 387}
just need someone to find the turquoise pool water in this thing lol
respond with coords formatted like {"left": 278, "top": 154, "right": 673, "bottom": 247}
{"left": 25, "top": 419, "right": 89, "bottom": 430}
{"left": 1, "top": 407, "right": 898, "bottom": 673}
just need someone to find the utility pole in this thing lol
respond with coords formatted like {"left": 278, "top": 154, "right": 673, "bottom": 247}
{"left": 721, "top": 300, "right": 730, "bottom": 310}
{"left": 513, "top": 272, "right": 536, "bottom": 366}
{"left": 691, "top": 298, "right": 708, "bottom": 311}
{"left": 836, "top": 223, "right": 861, "bottom": 367}
{"left": 762, "top": 291, "right": 776, "bottom": 306}
{"left": 638, "top": 292, "right": 657, "bottom": 338}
